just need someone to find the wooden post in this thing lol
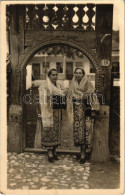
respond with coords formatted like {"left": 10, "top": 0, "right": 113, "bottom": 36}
{"left": 8, "top": 5, "right": 25, "bottom": 152}
{"left": 8, "top": 105, "right": 23, "bottom": 153}
{"left": 10, "top": 5, "right": 25, "bottom": 104}
{"left": 91, "top": 4, "right": 113, "bottom": 161}
{"left": 96, "top": 4, "right": 113, "bottom": 105}
{"left": 10, "top": 5, "right": 19, "bottom": 104}
{"left": 91, "top": 106, "right": 110, "bottom": 162}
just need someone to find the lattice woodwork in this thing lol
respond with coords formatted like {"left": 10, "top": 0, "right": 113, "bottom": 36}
{"left": 25, "top": 4, "right": 96, "bottom": 31}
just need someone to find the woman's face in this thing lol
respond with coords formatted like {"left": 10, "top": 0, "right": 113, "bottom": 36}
{"left": 49, "top": 70, "right": 58, "bottom": 83}
{"left": 74, "top": 69, "right": 84, "bottom": 82}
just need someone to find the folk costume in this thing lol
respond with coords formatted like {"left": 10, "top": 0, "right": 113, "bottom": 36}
{"left": 35, "top": 76, "right": 65, "bottom": 149}
{"left": 67, "top": 73, "right": 100, "bottom": 152}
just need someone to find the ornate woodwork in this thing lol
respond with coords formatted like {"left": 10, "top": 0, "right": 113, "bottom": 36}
{"left": 25, "top": 4, "right": 96, "bottom": 31}
{"left": 16, "top": 38, "right": 103, "bottom": 105}
{"left": 96, "top": 4, "right": 113, "bottom": 105}
{"left": 7, "top": 4, "right": 113, "bottom": 157}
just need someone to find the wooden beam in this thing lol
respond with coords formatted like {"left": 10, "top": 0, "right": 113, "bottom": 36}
{"left": 24, "top": 148, "right": 80, "bottom": 154}
{"left": 24, "top": 30, "right": 96, "bottom": 49}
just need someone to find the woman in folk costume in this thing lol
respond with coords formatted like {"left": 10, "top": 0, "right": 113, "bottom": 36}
{"left": 67, "top": 68, "right": 100, "bottom": 164}
{"left": 37, "top": 68, "right": 67, "bottom": 163}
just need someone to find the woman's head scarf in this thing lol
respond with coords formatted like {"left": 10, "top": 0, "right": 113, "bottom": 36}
{"left": 67, "top": 68, "right": 100, "bottom": 123}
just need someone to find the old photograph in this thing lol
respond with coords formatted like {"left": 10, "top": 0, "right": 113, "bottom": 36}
{"left": 0, "top": 0, "right": 124, "bottom": 194}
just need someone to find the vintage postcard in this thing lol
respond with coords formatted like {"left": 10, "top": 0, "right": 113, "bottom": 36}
{"left": 0, "top": 0, "right": 124, "bottom": 194}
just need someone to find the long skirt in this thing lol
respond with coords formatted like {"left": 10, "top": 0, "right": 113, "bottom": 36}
{"left": 41, "top": 109, "right": 61, "bottom": 149}
{"left": 73, "top": 101, "right": 94, "bottom": 152}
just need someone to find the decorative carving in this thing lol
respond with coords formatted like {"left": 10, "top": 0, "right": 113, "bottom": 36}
{"left": 16, "top": 38, "right": 103, "bottom": 105}
{"left": 8, "top": 105, "right": 23, "bottom": 152}
{"left": 25, "top": 4, "right": 96, "bottom": 31}
{"left": 9, "top": 105, "right": 22, "bottom": 124}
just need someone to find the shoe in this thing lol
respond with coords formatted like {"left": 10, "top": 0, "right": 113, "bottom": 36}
{"left": 76, "top": 154, "right": 81, "bottom": 160}
{"left": 53, "top": 154, "right": 59, "bottom": 160}
{"left": 80, "top": 158, "right": 86, "bottom": 164}
{"left": 48, "top": 156, "right": 54, "bottom": 163}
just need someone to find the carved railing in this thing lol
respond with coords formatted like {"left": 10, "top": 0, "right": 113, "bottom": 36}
{"left": 25, "top": 4, "right": 96, "bottom": 31}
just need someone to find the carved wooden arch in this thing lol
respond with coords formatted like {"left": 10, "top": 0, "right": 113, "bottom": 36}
{"left": 17, "top": 39, "right": 103, "bottom": 105}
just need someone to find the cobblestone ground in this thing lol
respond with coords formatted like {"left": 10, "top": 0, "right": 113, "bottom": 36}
{"left": 7, "top": 152, "right": 120, "bottom": 190}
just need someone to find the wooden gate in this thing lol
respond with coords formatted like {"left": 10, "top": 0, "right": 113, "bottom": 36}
{"left": 7, "top": 4, "right": 114, "bottom": 161}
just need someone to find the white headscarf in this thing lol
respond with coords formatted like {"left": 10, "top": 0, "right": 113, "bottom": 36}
{"left": 67, "top": 73, "right": 100, "bottom": 123}
{"left": 39, "top": 76, "right": 64, "bottom": 128}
